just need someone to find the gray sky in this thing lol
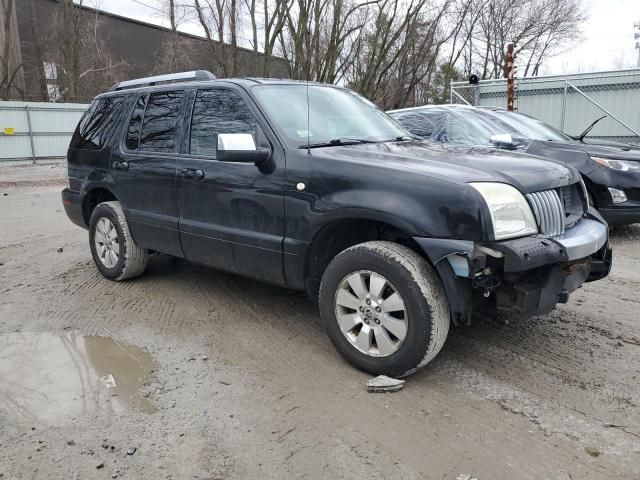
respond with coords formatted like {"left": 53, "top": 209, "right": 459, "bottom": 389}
{"left": 95, "top": 0, "right": 640, "bottom": 75}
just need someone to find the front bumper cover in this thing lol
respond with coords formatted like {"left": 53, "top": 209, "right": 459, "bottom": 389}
{"left": 489, "top": 218, "right": 607, "bottom": 272}
{"left": 414, "top": 216, "right": 611, "bottom": 324}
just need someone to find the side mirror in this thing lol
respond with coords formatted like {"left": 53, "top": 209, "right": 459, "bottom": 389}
{"left": 490, "top": 133, "right": 518, "bottom": 148}
{"left": 217, "top": 133, "right": 271, "bottom": 165}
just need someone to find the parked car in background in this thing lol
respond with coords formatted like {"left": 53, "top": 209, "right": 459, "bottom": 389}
{"left": 63, "top": 72, "right": 611, "bottom": 377}
{"left": 389, "top": 104, "right": 640, "bottom": 226}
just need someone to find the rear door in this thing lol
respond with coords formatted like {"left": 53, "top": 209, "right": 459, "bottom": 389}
{"left": 176, "top": 86, "right": 286, "bottom": 284}
{"left": 110, "top": 90, "right": 186, "bottom": 257}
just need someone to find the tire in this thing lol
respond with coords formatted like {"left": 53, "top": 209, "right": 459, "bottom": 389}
{"left": 89, "top": 201, "right": 147, "bottom": 281}
{"left": 319, "top": 241, "right": 450, "bottom": 377}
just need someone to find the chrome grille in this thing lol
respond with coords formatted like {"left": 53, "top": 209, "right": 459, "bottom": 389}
{"left": 526, "top": 189, "right": 566, "bottom": 237}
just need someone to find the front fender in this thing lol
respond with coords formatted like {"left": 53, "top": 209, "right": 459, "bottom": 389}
{"left": 311, "top": 186, "right": 488, "bottom": 241}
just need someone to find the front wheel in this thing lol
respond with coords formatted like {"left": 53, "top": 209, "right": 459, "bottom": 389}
{"left": 89, "top": 201, "right": 147, "bottom": 281}
{"left": 319, "top": 241, "right": 450, "bottom": 377}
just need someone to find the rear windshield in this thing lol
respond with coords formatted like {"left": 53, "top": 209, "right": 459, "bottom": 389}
{"left": 70, "top": 96, "right": 125, "bottom": 150}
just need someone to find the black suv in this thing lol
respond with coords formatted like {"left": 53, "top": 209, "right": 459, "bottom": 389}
{"left": 62, "top": 71, "right": 611, "bottom": 377}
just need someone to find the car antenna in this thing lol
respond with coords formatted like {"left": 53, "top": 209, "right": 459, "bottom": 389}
{"left": 575, "top": 115, "right": 607, "bottom": 142}
{"left": 306, "top": 73, "right": 311, "bottom": 156}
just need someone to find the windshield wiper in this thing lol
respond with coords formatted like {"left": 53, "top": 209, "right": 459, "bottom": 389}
{"left": 299, "top": 137, "right": 376, "bottom": 149}
{"left": 573, "top": 115, "right": 607, "bottom": 142}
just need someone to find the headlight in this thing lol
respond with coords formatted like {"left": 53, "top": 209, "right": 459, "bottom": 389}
{"left": 470, "top": 182, "right": 538, "bottom": 240}
{"left": 591, "top": 156, "right": 640, "bottom": 172}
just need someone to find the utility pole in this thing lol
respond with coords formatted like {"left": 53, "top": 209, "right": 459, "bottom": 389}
{"left": 635, "top": 22, "right": 640, "bottom": 68}
{"left": 506, "top": 42, "right": 515, "bottom": 111}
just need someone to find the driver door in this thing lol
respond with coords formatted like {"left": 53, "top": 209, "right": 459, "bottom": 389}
{"left": 176, "top": 87, "right": 286, "bottom": 284}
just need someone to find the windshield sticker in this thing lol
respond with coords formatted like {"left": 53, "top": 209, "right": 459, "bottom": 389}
{"left": 296, "top": 129, "right": 313, "bottom": 138}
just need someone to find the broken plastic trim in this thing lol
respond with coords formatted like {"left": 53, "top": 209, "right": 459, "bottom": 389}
{"left": 413, "top": 237, "right": 505, "bottom": 278}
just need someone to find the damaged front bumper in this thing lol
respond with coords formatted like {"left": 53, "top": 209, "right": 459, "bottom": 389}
{"left": 414, "top": 213, "right": 611, "bottom": 324}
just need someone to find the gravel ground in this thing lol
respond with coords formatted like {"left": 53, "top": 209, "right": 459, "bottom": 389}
{"left": 1, "top": 162, "right": 639, "bottom": 479}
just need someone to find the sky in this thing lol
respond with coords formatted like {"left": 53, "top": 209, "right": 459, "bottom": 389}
{"left": 93, "top": 0, "right": 640, "bottom": 76}
{"left": 544, "top": 0, "right": 640, "bottom": 74}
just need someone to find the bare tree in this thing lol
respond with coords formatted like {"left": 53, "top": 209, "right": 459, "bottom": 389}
{"left": 0, "top": 0, "right": 24, "bottom": 100}
{"left": 152, "top": 0, "right": 587, "bottom": 108}
{"left": 262, "top": 0, "right": 292, "bottom": 76}
{"left": 192, "top": 0, "right": 241, "bottom": 76}
{"left": 458, "top": 0, "right": 586, "bottom": 79}
{"left": 153, "top": 0, "right": 198, "bottom": 73}
{"left": 48, "top": 1, "right": 129, "bottom": 101}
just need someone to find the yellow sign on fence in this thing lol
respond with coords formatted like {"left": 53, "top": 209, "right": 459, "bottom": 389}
{"left": 3, "top": 127, "right": 15, "bottom": 135}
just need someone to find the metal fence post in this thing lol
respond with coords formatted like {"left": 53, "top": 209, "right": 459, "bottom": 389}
{"left": 25, "top": 105, "right": 36, "bottom": 164}
{"left": 560, "top": 77, "right": 568, "bottom": 132}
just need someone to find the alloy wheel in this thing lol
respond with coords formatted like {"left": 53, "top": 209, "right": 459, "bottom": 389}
{"left": 94, "top": 217, "right": 120, "bottom": 268}
{"left": 334, "top": 270, "right": 408, "bottom": 357}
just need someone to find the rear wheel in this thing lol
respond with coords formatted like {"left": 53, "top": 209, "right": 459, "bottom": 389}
{"left": 319, "top": 241, "right": 450, "bottom": 377}
{"left": 89, "top": 201, "right": 147, "bottom": 281}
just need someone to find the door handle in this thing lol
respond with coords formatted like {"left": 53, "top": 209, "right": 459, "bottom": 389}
{"left": 112, "top": 161, "right": 129, "bottom": 171}
{"left": 181, "top": 168, "right": 205, "bottom": 180}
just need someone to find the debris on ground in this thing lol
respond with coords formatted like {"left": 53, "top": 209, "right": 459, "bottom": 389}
{"left": 57, "top": 247, "right": 63, "bottom": 252}
{"left": 367, "top": 375, "right": 405, "bottom": 393}
{"left": 126, "top": 447, "right": 136, "bottom": 456}
{"left": 96, "top": 462, "right": 105, "bottom": 469}
{"left": 585, "top": 446, "right": 601, "bottom": 457}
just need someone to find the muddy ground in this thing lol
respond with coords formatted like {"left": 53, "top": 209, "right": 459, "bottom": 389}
{"left": 0, "top": 161, "right": 639, "bottom": 480}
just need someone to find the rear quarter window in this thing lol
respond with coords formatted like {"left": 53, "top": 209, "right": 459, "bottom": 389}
{"left": 70, "top": 96, "right": 125, "bottom": 150}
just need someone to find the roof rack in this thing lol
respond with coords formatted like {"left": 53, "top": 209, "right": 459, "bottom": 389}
{"left": 110, "top": 70, "right": 216, "bottom": 91}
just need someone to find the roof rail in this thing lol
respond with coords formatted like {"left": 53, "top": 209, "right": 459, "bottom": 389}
{"left": 110, "top": 70, "right": 216, "bottom": 91}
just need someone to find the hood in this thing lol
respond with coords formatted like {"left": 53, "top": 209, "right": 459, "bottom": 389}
{"left": 581, "top": 139, "right": 640, "bottom": 152}
{"left": 533, "top": 139, "right": 640, "bottom": 162}
{"left": 312, "top": 140, "right": 578, "bottom": 194}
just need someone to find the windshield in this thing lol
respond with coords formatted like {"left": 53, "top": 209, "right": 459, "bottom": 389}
{"left": 485, "top": 111, "right": 571, "bottom": 142}
{"left": 252, "top": 84, "right": 409, "bottom": 148}
{"left": 390, "top": 108, "right": 515, "bottom": 145}
{"left": 444, "top": 109, "right": 516, "bottom": 145}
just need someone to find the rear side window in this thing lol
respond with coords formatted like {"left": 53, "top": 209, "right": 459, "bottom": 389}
{"left": 139, "top": 91, "right": 184, "bottom": 152}
{"left": 189, "top": 89, "right": 257, "bottom": 157}
{"left": 70, "top": 96, "right": 125, "bottom": 150}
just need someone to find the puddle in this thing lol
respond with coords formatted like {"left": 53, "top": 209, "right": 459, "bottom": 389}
{"left": 0, "top": 332, "right": 157, "bottom": 425}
